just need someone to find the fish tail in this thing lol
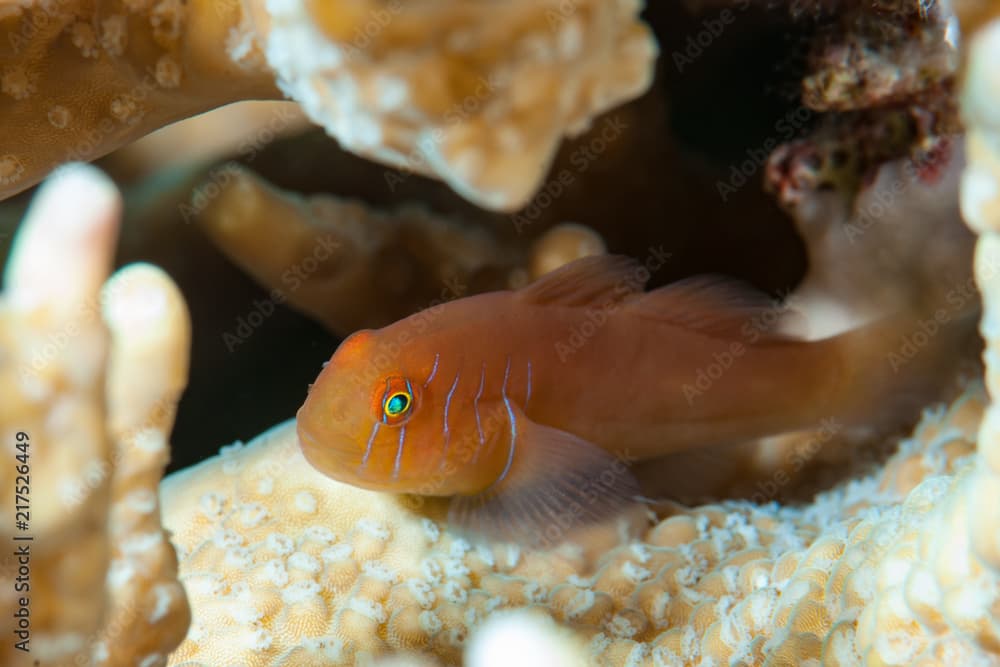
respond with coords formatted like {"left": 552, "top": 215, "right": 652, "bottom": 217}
{"left": 829, "top": 305, "right": 980, "bottom": 432}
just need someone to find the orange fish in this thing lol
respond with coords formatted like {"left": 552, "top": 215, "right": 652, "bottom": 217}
{"left": 296, "top": 255, "right": 967, "bottom": 543}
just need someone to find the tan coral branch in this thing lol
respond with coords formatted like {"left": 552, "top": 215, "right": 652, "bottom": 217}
{"left": 98, "top": 264, "right": 192, "bottom": 666}
{"left": 193, "top": 164, "right": 607, "bottom": 336}
{"left": 0, "top": 164, "right": 191, "bottom": 666}
{"left": 0, "top": 0, "right": 280, "bottom": 198}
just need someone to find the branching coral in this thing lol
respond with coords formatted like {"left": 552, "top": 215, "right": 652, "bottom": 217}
{"left": 0, "top": 0, "right": 657, "bottom": 211}
{"left": 193, "top": 164, "right": 608, "bottom": 335}
{"left": 0, "top": 164, "right": 190, "bottom": 666}
{"left": 0, "top": 0, "right": 280, "bottom": 198}
{"left": 193, "top": 164, "right": 523, "bottom": 336}
{"left": 258, "top": 0, "right": 658, "bottom": 211}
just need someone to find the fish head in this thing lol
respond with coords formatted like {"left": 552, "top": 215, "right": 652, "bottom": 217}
{"left": 296, "top": 327, "right": 444, "bottom": 493}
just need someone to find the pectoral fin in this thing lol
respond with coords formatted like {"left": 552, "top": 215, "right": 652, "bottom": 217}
{"left": 448, "top": 404, "right": 639, "bottom": 546}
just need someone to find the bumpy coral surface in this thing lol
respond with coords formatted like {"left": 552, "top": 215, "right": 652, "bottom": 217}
{"left": 259, "top": 0, "right": 657, "bottom": 211}
{"left": 161, "top": 381, "right": 995, "bottom": 666}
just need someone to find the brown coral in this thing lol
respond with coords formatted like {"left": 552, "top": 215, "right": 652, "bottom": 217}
{"left": 0, "top": 0, "right": 279, "bottom": 198}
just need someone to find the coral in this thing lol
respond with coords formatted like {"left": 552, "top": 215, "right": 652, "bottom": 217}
{"left": 259, "top": 0, "right": 658, "bottom": 211}
{"left": 0, "top": 0, "right": 280, "bottom": 198}
{"left": 110, "top": 101, "right": 311, "bottom": 180}
{"left": 527, "top": 223, "right": 607, "bottom": 281}
{"left": 801, "top": 2, "right": 958, "bottom": 113}
{"left": 0, "top": 0, "right": 658, "bottom": 211}
{"left": 193, "top": 164, "right": 608, "bottom": 335}
{"left": 767, "top": 0, "right": 961, "bottom": 212}
{"left": 161, "top": 380, "right": 995, "bottom": 666}
{"left": 193, "top": 164, "right": 522, "bottom": 335}
{"left": 773, "top": 132, "right": 974, "bottom": 338}
{"left": 760, "top": 0, "right": 976, "bottom": 338}
{"left": 5, "top": 4, "right": 1000, "bottom": 667}
{"left": 0, "top": 164, "right": 190, "bottom": 666}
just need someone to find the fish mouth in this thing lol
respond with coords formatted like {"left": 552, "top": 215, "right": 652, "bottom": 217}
{"left": 295, "top": 424, "right": 345, "bottom": 466}
{"left": 295, "top": 424, "right": 315, "bottom": 451}
{"left": 295, "top": 426, "right": 325, "bottom": 468}
{"left": 295, "top": 421, "right": 375, "bottom": 487}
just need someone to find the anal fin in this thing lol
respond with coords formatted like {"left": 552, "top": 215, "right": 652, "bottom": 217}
{"left": 448, "top": 403, "right": 639, "bottom": 548}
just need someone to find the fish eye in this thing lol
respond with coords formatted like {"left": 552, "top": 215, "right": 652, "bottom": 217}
{"left": 377, "top": 376, "right": 415, "bottom": 425}
{"left": 384, "top": 391, "right": 411, "bottom": 418}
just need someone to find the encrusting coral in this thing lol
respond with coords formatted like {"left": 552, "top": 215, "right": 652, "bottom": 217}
{"left": 0, "top": 164, "right": 190, "bottom": 666}
{"left": 766, "top": 0, "right": 962, "bottom": 217}
{"left": 0, "top": 0, "right": 657, "bottom": 211}
{"left": 758, "top": 0, "right": 976, "bottom": 339}
{"left": 161, "top": 383, "right": 992, "bottom": 666}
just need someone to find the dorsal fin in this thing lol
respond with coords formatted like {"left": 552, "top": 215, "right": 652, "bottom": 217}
{"left": 517, "top": 254, "right": 644, "bottom": 307}
{"left": 625, "top": 274, "right": 803, "bottom": 341}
